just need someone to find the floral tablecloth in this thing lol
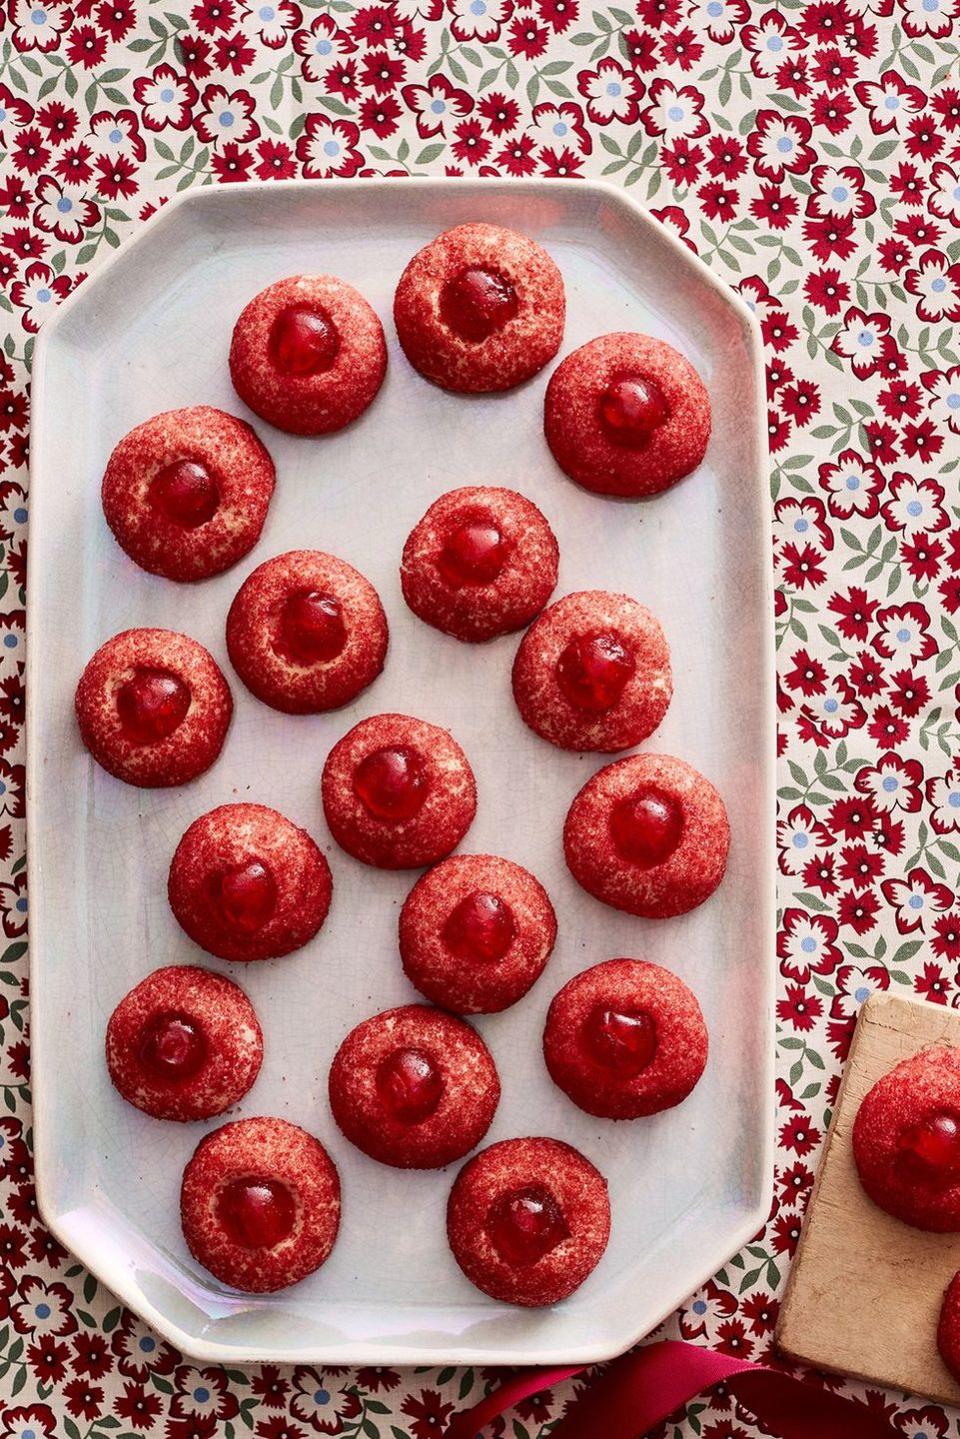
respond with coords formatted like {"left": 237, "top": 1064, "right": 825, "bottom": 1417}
{"left": 2, "top": 0, "right": 960, "bottom": 1433}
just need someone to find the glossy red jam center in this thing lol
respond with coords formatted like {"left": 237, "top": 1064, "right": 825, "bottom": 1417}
{"left": 138, "top": 1011, "right": 207, "bottom": 1082}
{"left": 209, "top": 858, "right": 278, "bottom": 934}
{"left": 217, "top": 1178, "right": 296, "bottom": 1250}
{"left": 487, "top": 1185, "right": 570, "bottom": 1267}
{"left": 599, "top": 374, "right": 670, "bottom": 450}
{"left": 583, "top": 1005, "right": 657, "bottom": 1077}
{"left": 148, "top": 458, "right": 219, "bottom": 529}
{"left": 897, "top": 1111, "right": 960, "bottom": 1180}
{"left": 277, "top": 589, "right": 346, "bottom": 665}
{"left": 556, "top": 631, "right": 636, "bottom": 713}
{"left": 443, "top": 891, "right": 516, "bottom": 963}
{"left": 439, "top": 266, "right": 520, "bottom": 343}
{"left": 437, "top": 521, "right": 509, "bottom": 587}
{"left": 115, "top": 668, "right": 191, "bottom": 746}
{"left": 610, "top": 788, "right": 684, "bottom": 869}
{"left": 375, "top": 1047, "right": 444, "bottom": 1123}
{"left": 353, "top": 746, "right": 428, "bottom": 823}
{"left": 269, "top": 303, "right": 340, "bottom": 376}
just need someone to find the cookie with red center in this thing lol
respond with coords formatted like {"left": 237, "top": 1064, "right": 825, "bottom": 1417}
{"left": 180, "top": 1116, "right": 340, "bottom": 1292}
{"left": 400, "top": 486, "right": 559, "bottom": 643}
{"left": 564, "top": 753, "right": 729, "bottom": 918}
{"left": 101, "top": 406, "right": 275, "bottom": 583}
{"left": 75, "top": 628, "right": 233, "bottom": 788}
{"left": 393, "top": 223, "right": 565, "bottom": 393}
{"left": 168, "top": 803, "right": 332, "bottom": 963}
{"left": 938, "top": 1271, "right": 960, "bottom": 1381}
{"left": 226, "top": 550, "right": 388, "bottom": 714}
{"left": 229, "top": 274, "right": 387, "bottom": 435}
{"left": 328, "top": 1004, "right": 500, "bottom": 1169}
{"left": 400, "top": 854, "right": 557, "bottom": 1014}
{"left": 853, "top": 1046, "right": 960, "bottom": 1231}
{"left": 544, "top": 333, "right": 711, "bottom": 497}
{"left": 321, "top": 712, "right": 477, "bottom": 869}
{"left": 446, "top": 1136, "right": 610, "bottom": 1306}
{"left": 106, "top": 965, "right": 263, "bottom": 1122}
{"left": 542, "top": 958, "right": 707, "bottom": 1120}
{"left": 512, "top": 590, "right": 672, "bottom": 752}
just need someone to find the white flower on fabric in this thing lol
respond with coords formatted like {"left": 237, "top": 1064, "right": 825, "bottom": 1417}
{"left": 924, "top": 367, "right": 960, "bottom": 435}
{"left": 929, "top": 162, "right": 960, "bottom": 224}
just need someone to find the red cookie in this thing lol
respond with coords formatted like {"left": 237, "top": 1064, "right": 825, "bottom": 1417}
{"left": 400, "top": 486, "right": 559, "bottom": 643}
{"left": 564, "top": 753, "right": 729, "bottom": 918}
{"left": 106, "top": 965, "right": 262, "bottom": 1122}
{"left": 853, "top": 1046, "right": 960, "bottom": 1231}
{"left": 226, "top": 550, "right": 388, "bottom": 714}
{"left": 400, "top": 854, "right": 557, "bottom": 1014}
{"left": 321, "top": 712, "right": 477, "bottom": 869}
{"left": 447, "top": 1137, "right": 610, "bottom": 1306}
{"left": 229, "top": 274, "right": 386, "bottom": 435}
{"left": 75, "top": 628, "right": 232, "bottom": 788}
{"left": 512, "top": 590, "right": 672, "bottom": 752}
{"left": 168, "top": 803, "right": 332, "bottom": 963}
{"left": 542, "top": 958, "right": 707, "bottom": 1120}
{"left": 544, "top": 333, "right": 711, "bottom": 497}
{"left": 328, "top": 1004, "right": 500, "bottom": 1169}
{"left": 938, "top": 1271, "right": 960, "bottom": 1381}
{"left": 101, "top": 406, "right": 275, "bottom": 582}
{"left": 393, "top": 223, "right": 565, "bottom": 393}
{"left": 180, "top": 1117, "right": 341, "bottom": 1292}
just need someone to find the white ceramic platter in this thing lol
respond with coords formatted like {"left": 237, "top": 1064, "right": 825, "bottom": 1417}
{"left": 27, "top": 178, "right": 773, "bottom": 1366}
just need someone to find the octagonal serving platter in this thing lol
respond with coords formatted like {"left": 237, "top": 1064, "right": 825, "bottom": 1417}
{"left": 27, "top": 177, "right": 773, "bottom": 1365}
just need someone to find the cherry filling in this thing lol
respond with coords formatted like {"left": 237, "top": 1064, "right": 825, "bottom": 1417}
{"left": 138, "top": 1011, "right": 207, "bottom": 1082}
{"left": 115, "top": 668, "right": 191, "bottom": 745}
{"left": 277, "top": 589, "right": 346, "bottom": 665}
{"left": 217, "top": 1177, "right": 296, "bottom": 1250}
{"left": 439, "top": 266, "right": 520, "bottom": 343}
{"left": 609, "top": 788, "right": 684, "bottom": 869}
{"left": 353, "top": 746, "right": 428, "bottom": 823}
{"left": 269, "top": 303, "right": 341, "bottom": 376}
{"left": 436, "top": 520, "right": 509, "bottom": 587}
{"left": 375, "top": 1046, "right": 444, "bottom": 1123}
{"left": 599, "top": 374, "right": 670, "bottom": 450}
{"left": 897, "top": 1111, "right": 960, "bottom": 1181}
{"left": 556, "top": 632, "right": 636, "bottom": 713}
{"left": 208, "top": 858, "right": 278, "bottom": 934}
{"left": 487, "top": 1184, "right": 570, "bottom": 1267}
{"left": 149, "top": 459, "right": 220, "bottom": 529}
{"left": 443, "top": 891, "right": 516, "bottom": 963}
{"left": 582, "top": 1004, "right": 657, "bottom": 1078}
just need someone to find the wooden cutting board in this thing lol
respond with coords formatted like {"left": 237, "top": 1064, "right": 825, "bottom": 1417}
{"left": 777, "top": 992, "right": 960, "bottom": 1406}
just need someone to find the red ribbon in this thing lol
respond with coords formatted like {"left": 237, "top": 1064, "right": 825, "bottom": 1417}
{"left": 445, "top": 1340, "right": 900, "bottom": 1439}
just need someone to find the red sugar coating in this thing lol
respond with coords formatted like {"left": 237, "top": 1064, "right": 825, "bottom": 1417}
{"left": 400, "top": 854, "right": 557, "bottom": 1014}
{"left": 328, "top": 1004, "right": 500, "bottom": 1169}
{"left": 101, "top": 406, "right": 275, "bottom": 582}
{"left": 106, "top": 965, "right": 263, "bottom": 1122}
{"left": 544, "top": 333, "right": 711, "bottom": 497}
{"left": 226, "top": 550, "right": 388, "bottom": 714}
{"left": 401, "top": 486, "right": 559, "bottom": 644}
{"left": 853, "top": 1046, "right": 960, "bottom": 1231}
{"left": 938, "top": 1271, "right": 960, "bottom": 1381}
{"left": 74, "top": 628, "right": 232, "bottom": 788}
{"left": 393, "top": 223, "right": 565, "bottom": 393}
{"left": 180, "top": 1116, "right": 340, "bottom": 1292}
{"left": 564, "top": 753, "right": 729, "bottom": 919}
{"left": 512, "top": 590, "right": 672, "bottom": 752}
{"left": 168, "top": 802, "right": 332, "bottom": 963}
{"left": 321, "top": 712, "right": 477, "bottom": 870}
{"left": 542, "top": 958, "right": 707, "bottom": 1120}
{"left": 446, "top": 1136, "right": 610, "bottom": 1306}
{"left": 229, "top": 274, "right": 386, "bottom": 435}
